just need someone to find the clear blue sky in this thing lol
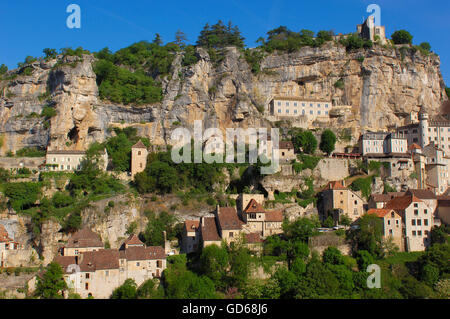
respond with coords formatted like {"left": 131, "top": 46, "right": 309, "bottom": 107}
{"left": 1, "top": 0, "right": 449, "bottom": 85}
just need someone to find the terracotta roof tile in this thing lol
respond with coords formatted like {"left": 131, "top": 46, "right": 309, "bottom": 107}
{"left": 184, "top": 220, "right": 200, "bottom": 232}
{"left": 132, "top": 140, "right": 147, "bottom": 149}
{"left": 370, "top": 192, "right": 405, "bottom": 203}
{"left": 385, "top": 195, "right": 422, "bottom": 211}
{"left": 54, "top": 256, "right": 78, "bottom": 274}
{"left": 123, "top": 246, "right": 165, "bottom": 261}
{"left": 65, "top": 228, "right": 104, "bottom": 249}
{"left": 201, "top": 217, "right": 221, "bottom": 242}
{"left": 244, "top": 199, "right": 266, "bottom": 214}
{"left": 245, "top": 233, "right": 263, "bottom": 243}
{"left": 367, "top": 209, "right": 397, "bottom": 218}
{"left": 124, "top": 234, "right": 144, "bottom": 246}
{"left": 217, "top": 207, "right": 244, "bottom": 230}
{"left": 324, "top": 181, "right": 346, "bottom": 190}
{"left": 405, "top": 189, "right": 437, "bottom": 200}
{"left": 0, "top": 224, "right": 13, "bottom": 243}
{"left": 78, "top": 249, "right": 120, "bottom": 272}
{"left": 265, "top": 210, "right": 283, "bottom": 222}
{"left": 278, "top": 141, "right": 294, "bottom": 150}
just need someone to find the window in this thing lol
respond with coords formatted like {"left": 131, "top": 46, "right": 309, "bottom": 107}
{"left": 412, "top": 231, "right": 417, "bottom": 236}
{"left": 310, "top": 103, "right": 313, "bottom": 107}
{"left": 310, "top": 110, "right": 313, "bottom": 115}
{"left": 325, "top": 111, "right": 328, "bottom": 115}
{"left": 138, "top": 151, "right": 141, "bottom": 155}
{"left": 286, "top": 102, "right": 289, "bottom": 106}
{"left": 318, "top": 111, "right": 321, "bottom": 115}
{"left": 325, "top": 104, "right": 329, "bottom": 108}
{"left": 85, "top": 283, "right": 89, "bottom": 290}
{"left": 137, "top": 262, "right": 140, "bottom": 267}
{"left": 414, "top": 209, "right": 419, "bottom": 215}
{"left": 412, "top": 219, "right": 416, "bottom": 226}
{"left": 388, "top": 220, "right": 391, "bottom": 225}
{"left": 317, "top": 104, "right": 321, "bottom": 108}
{"left": 67, "top": 158, "right": 70, "bottom": 162}
{"left": 105, "top": 271, "right": 109, "bottom": 276}
{"left": 278, "top": 102, "right": 281, "bottom": 106}
{"left": 424, "top": 209, "right": 427, "bottom": 214}
{"left": 75, "top": 250, "right": 79, "bottom": 255}
{"left": 417, "top": 219, "right": 422, "bottom": 226}
{"left": 157, "top": 260, "right": 162, "bottom": 268}
{"left": 229, "top": 232, "right": 234, "bottom": 238}
{"left": 389, "top": 229, "right": 393, "bottom": 235}
{"left": 286, "top": 109, "right": 289, "bottom": 114}
{"left": 294, "top": 102, "right": 297, "bottom": 107}
{"left": 302, "top": 110, "right": 305, "bottom": 115}
{"left": 414, "top": 203, "right": 418, "bottom": 208}
{"left": 86, "top": 273, "right": 90, "bottom": 279}
{"left": 418, "top": 230, "right": 422, "bottom": 236}
{"left": 424, "top": 219, "right": 428, "bottom": 226}
{"left": 294, "top": 110, "right": 297, "bottom": 114}
{"left": 67, "top": 165, "right": 70, "bottom": 170}
{"left": 278, "top": 109, "right": 281, "bottom": 113}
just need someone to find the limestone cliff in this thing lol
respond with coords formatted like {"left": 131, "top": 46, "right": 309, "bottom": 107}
{"left": 0, "top": 42, "right": 447, "bottom": 153}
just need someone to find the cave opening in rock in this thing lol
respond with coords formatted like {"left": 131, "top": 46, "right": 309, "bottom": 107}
{"left": 67, "top": 126, "right": 80, "bottom": 144}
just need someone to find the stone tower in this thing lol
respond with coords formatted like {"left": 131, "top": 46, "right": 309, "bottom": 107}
{"left": 418, "top": 106, "right": 429, "bottom": 148}
{"left": 131, "top": 140, "right": 148, "bottom": 178}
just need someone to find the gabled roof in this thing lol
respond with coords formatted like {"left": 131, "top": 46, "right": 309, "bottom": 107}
{"left": 65, "top": 227, "right": 104, "bottom": 249}
{"left": 78, "top": 249, "right": 120, "bottom": 272}
{"left": 54, "top": 256, "right": 78, "bottom": 274}
{"left": 244, "top": 199, "right": 266, "bottom": 214}
{"left": 405, "top": 189, "right": 437, "bottom": 200}
{"left": 278, "top": 141, "right": 294, "bottom": 150}
{"left": 0, "top": 224, "right": 13, "bottom": 243}
{"left": 367, "top": 209, "right": 398, "bottom": 218}
{"left": 245, "top": 233, "right": 263, "bottom": 244}
{"left": 184, "top": 220, "right": 200, "bottom": 231}
{"left": 324, "top": 181, "right": 346, "bottom": 190}
{"left": 201, "top": 217, "right": 221, "bottom": 242}
{"left": 121, "top": 246, "right": 165, "bottom": 261}
{"left": 370, "top": 192, "right": 405, "bottom": 203}
{"left": 217, "top": 207, "right": 244, "bottom": 230}
{"left": 123, "top": 234, "right": 144, "bottom": 246}
{"left": 409, "top": 143, "right": 422, "bottom": 150}
{"left": 265, "top": 210, "right": 283, "bottom": 222}
{"left": 132, "top": 140, "right": 147, "bottom": 149}
{"left": 385, "top": 195, "right": 423, "bottom": 211}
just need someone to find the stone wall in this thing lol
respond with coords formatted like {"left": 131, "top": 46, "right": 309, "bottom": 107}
{"left": 0, "top": 157, "right": 45, "bottom": 170}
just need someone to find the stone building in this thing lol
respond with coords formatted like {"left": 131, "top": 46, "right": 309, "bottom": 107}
{"left": 385, "top": 194, "right": 435, "bottom": 252}
{"left": 367, "top": 208, "right": 403, "bottom": 251}
{"left": 0, "top": 224, "right": 22, "bottom": 268}
{"left": 357, "top": 15, "right": 387, "bottom": 44}
{"left": 278, "top": 141, "right": 296, "bottom": 162}
{"left": 61, "top": 227, "right": 104, "bottom": 257}
{"left": 422, "top": 143, "right": 450, "bottom": 195}
{"left": 368, "top": 192, "right": 405, "bottom": 209}
{"left": 181, "top": 220, "right": 200, "bottom": 254}
{"left": 131, "top": 140, "right": 148, "bottom": 178}
{"left": 45, "top": 149, "right": 108, "bottom": 172}
{"left": 54, "top": 232, "right": 166, "bottom": 299}
{"left": 269, "top": 96, "right": 332, "bottom": 123}
{"left": 359, "top": 132, "right": 408, "bottom": 156}
{"left": 186, "top": 196, "right": 283, "bottom": 252}
{"left": 320, "top": 181, "right": 364, "bottom": 224}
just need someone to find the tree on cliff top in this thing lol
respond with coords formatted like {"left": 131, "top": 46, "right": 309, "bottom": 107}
{"left": 196, "top": 20, "right": 245, "bottom": 49}
{"left": 391, "top": 30, "right": 413, "bottom": 45}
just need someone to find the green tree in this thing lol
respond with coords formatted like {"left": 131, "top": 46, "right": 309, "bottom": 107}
{"left": 35, "top": 262, "right": 68, "bottom": 299}
{"left": 153, "top": 33, "right": 163, "bottom": 46}
{"left": 199, "top": 244, "right": 229, "bottom": 287}
{"left": 446, "top": 87, "right": 450, "bottom": 99}
{"left": 355, "top": 250, "right": 374, "bottom": 271}
{"left": 419, "top": 42, "right": 431, "bottom": 52}
{"left": 43, "top": 48, "right": 57, "bottom": 59}
{"left": 175, "top": 30, "right": 187, "bottom": 48}
{"left": 391, "top": 30, "right": 413, "bottom": 44}
{"left": 0, "top": 64, "right": 7, "bottom": 75}
{"left": 319, "top": 129, "right": 336, "bottom": 155}
{"left": 228, "top": 246, "right": 252, "bottom": 287}
{"left": 348, "top": 214, "right": 383, "bottom": 257}
{"left": 142, "top": 211, "right": 178, "bottom": 246}
{"left": 429, "top": 225, "right": 449, "bottom": 245}
{"left": 291, "top": 130, "right": 317, "bottom": 154}
{"left": 110, "top": 278, "right": 137, "bottom": 299}
{"left": 322, "top": 247, "right": 344, "bottom": 265}
{"left": 282, "top": 217, "right": 320, "bottom": 243}
{"left": 196, "top": 20, "right": 245, "bottom": 49}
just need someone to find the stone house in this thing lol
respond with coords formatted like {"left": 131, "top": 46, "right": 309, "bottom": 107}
{"left": 45, "top": 149, "right": 108, "bottom": 172}
{"left": 422, "top": 143, "right": 450, "bottom": 195}
{"left": 278, "top": 141, "right": 296, "bottom": 162}
{"left": 269, "top": 96, "right": 332, "bottom": 123}
{"left": 357, "top": 15, "right": 387, "bottom": 44}
{"left": 320, "top": 181, "right": 364, "bottom": 224}
{"left": 61, "top": 227, "right": 104, "bottom": 257}
{"left": 367, "top": 209, "right": 403, "bottom": 251}
{"left": 54, "top": 233, "right": 166, "bottom": 299}
{"left": 131, "top": 140, "right": 148, "bottom": 178}
{"left": 0, "top": 224, "right": 22, "bottom": 268}
{"left": 181, "top": 220, "right": 200, "bottom": 254}
{"left": 385, "top": 194, "right": 434, "bottom": 252}
{"left": 368, "top": 192, "right": 405, "bottom": 209}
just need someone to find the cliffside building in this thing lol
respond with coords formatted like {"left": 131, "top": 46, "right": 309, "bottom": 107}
{"left": 269, "top": 97, "right": 332, "bottom": 123}
{"left": 131, "top": 140, "right": 148, "bottom": 178}
{"left": 54, "top": 230, "right": 166, "bottom": 299}
{"left": 357, "top": 15, "right": 387, "bottom": 45}
{"left": 0, "top": 224, "right": 22, "bottom": 268}
{"left": 367, "top": 208, "right": 403, "bottom": 251}
{"left": 45, "top": 149, "right": 108, "bottom": 172}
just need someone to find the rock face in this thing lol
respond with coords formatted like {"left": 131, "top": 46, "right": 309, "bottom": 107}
{"left": 0, "top": 43, "right": 447, "bottom": 154}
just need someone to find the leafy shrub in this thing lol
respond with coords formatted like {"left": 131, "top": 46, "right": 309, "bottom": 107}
{"left": 391, "top": 30, "right": 413, "bottom": 45}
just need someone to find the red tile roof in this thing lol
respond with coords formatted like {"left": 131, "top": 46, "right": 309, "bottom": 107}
{"left": 265, "top": 210, "right": 283, "bottom": 222}
{"left": 217, "top": 207, "right": 244, "bottom": 230}
{"left": 324, "top": 181, "right": 346, "bottom": 190}
{"left": 132, "top": 140, "right": 147, "bottom": 149}
{"left": 201, "top": 217, "right": 221, "bottom": 242}
{"left": 65, "top": 228, "right": 104, "bottom": 249}
{"left": 0, "top": 224, "right": 13, "bottom": 243}
{"left": 78, "top": 249, "right": 120, "bottom": 272}
{"left": 278, "top": 141, "right": 294, "bottom": 150}
{"left": 385, "top": 195, "right": 422, "bottom": 211}
{"left": 405, "top": 189, "right": 437, "bottom": 200}
{"left": 54, "top": 256, "right": 78, "bottom": 273}
{"left": 409, "top": 143, "right": 422, "bottom": 150}
{"left": 245, "top": 233, "right": 263, "bottom": 243}
{"left": 122, "top": 246, "right": 165, "bottom": 261}
{"left": 184, "top": 220, "right": 200, "bottom": 232}
{"left": 370, "top": 192, "right": 405, "bottom": 203}
{"left": 244, "top": 199, "right": 266, "bottom": 214}
{"left": 124, "top": 234, "right": 144, "bottom": 246}
{"left": 367, "top": 209, "right": 397, "bottom": 218}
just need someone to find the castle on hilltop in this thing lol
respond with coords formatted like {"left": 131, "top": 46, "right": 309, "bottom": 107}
{"left": 357, "top": 15, "right": 387, "bottom": 45}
